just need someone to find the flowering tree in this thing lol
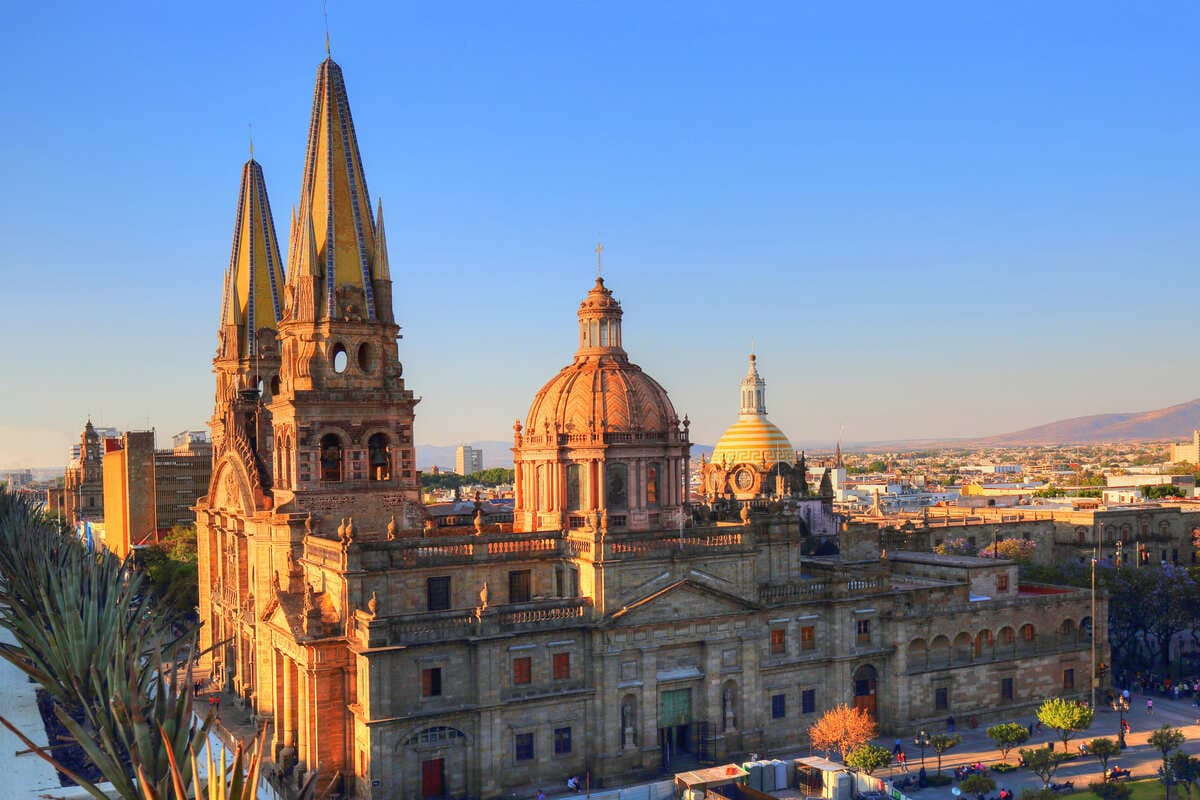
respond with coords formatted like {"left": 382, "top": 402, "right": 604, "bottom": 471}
{"left": 977, "top": 538, "right": 1037, "bottom": 563}
{"left": 934, "top": 537, "right": 975, "bottom": 556}
{"left": 807, "top": 703, "right": 878, "bottom": 760}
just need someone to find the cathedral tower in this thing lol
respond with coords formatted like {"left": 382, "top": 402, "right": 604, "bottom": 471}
{"left": 196, "top": 55, "right": 420, "bottom": 795}
{"left": 270, "top": 56, "right": 418, "bottom": 512}
{"left": 513, "top": 275, "right": 690, "bottom": 533}
{"left": 210, "top": 157, "right": 286, "bottom": 494}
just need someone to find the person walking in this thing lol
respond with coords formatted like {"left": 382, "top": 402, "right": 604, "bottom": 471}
{"left": 898, "top": 751, "right": 908, "bottom": 772}
{"left": 1147, "top": 698, "right": 1154, "bottom": 714}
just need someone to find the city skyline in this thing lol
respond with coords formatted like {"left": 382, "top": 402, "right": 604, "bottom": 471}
{"left": 4, "top": 2, "right": 1200, "bottom": 468}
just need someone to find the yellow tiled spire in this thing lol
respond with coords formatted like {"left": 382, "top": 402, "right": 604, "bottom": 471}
{"left": 218, "top": 158, "right": 285, "bottom": 361}
{"left": 288, "top": 56, "right": 386, "bottom": 322}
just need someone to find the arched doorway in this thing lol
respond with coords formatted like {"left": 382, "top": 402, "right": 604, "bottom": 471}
{"left": 853, "top": 664, "right": 879, "bottom": 718}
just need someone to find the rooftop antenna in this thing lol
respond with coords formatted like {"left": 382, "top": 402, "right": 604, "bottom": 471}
{"left": 323, "top": 0, "right": 331, "bottom": 56}
{"left": 595, "top": 241, "right": 604, "bottom": 278}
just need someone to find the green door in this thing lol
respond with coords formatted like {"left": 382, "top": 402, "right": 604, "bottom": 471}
{"left": 660, "top": 688, "right": 692, "bottom": 727}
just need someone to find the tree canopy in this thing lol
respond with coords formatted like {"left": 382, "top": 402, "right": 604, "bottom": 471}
{"left": 807, "top": 703, "right": 878, "bottom": 761}
{"left": 1037, "top": 697, "right": 1095, "bottom": 748}
{"left": 421, "top": 467, "right": 515, "bottom": 490}
{"left": 846, "top": 744, "right": 893, "bottom": 775}
{"left": 987, "top": 722, "right": 1031, "bottom": 764}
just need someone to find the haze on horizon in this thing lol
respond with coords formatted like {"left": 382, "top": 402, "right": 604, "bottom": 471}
{"left": 2, "top": 2, "right": 1198, "bottom": 470}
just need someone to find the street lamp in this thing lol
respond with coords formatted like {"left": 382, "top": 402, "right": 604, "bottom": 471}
{"left": 1090, "top": 554, "right": 1097, "bottom": 710}
{"left": 1116, "top": 696, "right": 1129, "bottom": 749}
{"left": 992, "top": 526, "right": 1000, "bottom": 558}
{"left": 913, "top": 729, "right": 931, "bottom": 770}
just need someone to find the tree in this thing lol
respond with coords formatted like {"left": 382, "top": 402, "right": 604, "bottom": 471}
{"left": 807, "top": 703, "right": 878, "bottom": 761}
{"left": 960, "top": 774, "right": 997, "bottom": 800}
{"left": 1143, "top": 484, "right": 1185, "bottom": 499}
{"left": 1021, "top": 747, "right": 1068, "bottom": 789}
{"left": 1171, "top": 753, "right": 1200, "bottom": 800}
{"left": 1037, "top": 697, "right": 1094, "bottom": 750}
{"left": 1087, "top": 738, "right": 1121, "bottom": 779}
{"left": 987, "top": 722, "right": 1031, "bottom": 764}
{"left": 929, "top": 733, "right": 962, "bottom": 775}
{"left": 978, "top": 539, "right": 1038, "bottom": 563}
{"left": 1149, "top": 725, "right": 1187, "bottom": 766}
{"left": 846, "top": 744, "right": 893, "bottom": 776}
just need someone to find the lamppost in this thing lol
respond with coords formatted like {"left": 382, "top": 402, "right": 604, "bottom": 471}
{"left": 913, "top": 729, "right": 931, "bottom": 770}
{"left": 1116, "top": 696, "right": 1129, "bottom": 749}
{"left": 1090, "top": 553, "right": 1097, "bottom": 710}
{"left": 992, "top": 526, "right": 1000, "bottom": 558}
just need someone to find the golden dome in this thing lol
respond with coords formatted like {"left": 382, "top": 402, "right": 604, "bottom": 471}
{"left": 711, "top": 416, "right": 794, "bottom": 466}
{"left": 710, "top": 353, "right": 794, "bottom": 467}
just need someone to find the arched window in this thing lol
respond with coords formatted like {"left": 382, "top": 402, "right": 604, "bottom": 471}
{"left": 647, "top": 462, "right": 660, "bottom": 508}
{"left": 566, "top": 463, "right": 581, "bottom": 509}
{"left": 1020, "top": 623, "right": 1036, "bottom": 642}
{"left": 606, "top": 463, "right": 628, "bottom": 511}
{"left": 368, "top": 433, "right": 391, "bottom": 481}
{"left": 974, "top": 630, "right": 993, "bottom": 658}
{"left": 320, "top": 434, "right": 343, "bottom": 482}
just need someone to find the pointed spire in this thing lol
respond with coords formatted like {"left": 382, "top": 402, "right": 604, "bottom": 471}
{"left": 374, "top": 199, "right": 390, "bottom": 282}
{"left": 292, "top": 56, "right": 384, "bottom": 322}
{"left": 218, "top": 158, "right": 285, "bottom": 361}
{"left": 286, "top": 206, "right": 321, "bottom": 323}
{"left": 835, "top": 441, "right": 843, "bottom": 469}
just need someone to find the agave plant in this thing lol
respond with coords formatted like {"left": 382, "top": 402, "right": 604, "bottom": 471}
{"left": 0, "top": 488, "right": 219, "bottom": 798}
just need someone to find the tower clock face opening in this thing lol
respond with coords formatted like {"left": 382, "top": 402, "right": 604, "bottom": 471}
{"left": 735, "top": 469, "right": 754, "bottom": 491}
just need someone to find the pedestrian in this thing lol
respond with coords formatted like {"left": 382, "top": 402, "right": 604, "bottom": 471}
{"left": 894, "top": 738, "right": 903, "bottom": 755}
{"left": 536, "top": 790, "right": 545, "bottom": 800}
{"left": 898, "top": 751, "right": 908, "bottom": 772}
{"left": 947, "top": 716, "right": 956, "bottom": 732}
{"left": 1147, "top": 698, "right": 1153, "bottom": 714}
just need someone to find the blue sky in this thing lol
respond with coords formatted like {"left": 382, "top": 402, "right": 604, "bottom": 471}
{"left": 2, "top": 2, "right": 1198, "bottom": 468}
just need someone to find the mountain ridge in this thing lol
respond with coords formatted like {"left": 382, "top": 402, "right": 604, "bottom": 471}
{"left": 973, "top": 397, "right": 1200, "bottom": 445}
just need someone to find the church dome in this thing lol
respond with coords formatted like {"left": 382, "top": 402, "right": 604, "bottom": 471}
{"left": 524, "top": 277, "right": 679, "bottom": 436}
{"left": 711, "top": 416, "right": 794, "bottom": 467}
{"left": 709, "top": 354, "right": 794, "bottom": 468}
{"left": 526, "top": 357, "right": 677, "bottom": 436}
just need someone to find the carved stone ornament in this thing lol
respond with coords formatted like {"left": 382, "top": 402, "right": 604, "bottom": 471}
{"left": 367, "top": 591, "right": 378, "bottom": 617}
{"left": 386, "top": 515, "right": 397, "bottom": 541}
{"left": 473, "top": 508, "right": 484, "bottom": 535}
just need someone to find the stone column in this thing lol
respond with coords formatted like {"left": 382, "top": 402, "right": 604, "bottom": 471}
{"left": 640, "top": 649, "right": 657, "bottom": 771}
{"left": 282, "top": 655, "right": 296, "bottom": 748}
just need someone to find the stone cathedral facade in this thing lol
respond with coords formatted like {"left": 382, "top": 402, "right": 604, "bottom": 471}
{"left": 196, "top": 55, "right": 1105, "bottom": 800}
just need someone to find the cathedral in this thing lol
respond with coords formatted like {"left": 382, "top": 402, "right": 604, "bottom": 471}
{"left": 196, "top": 53, "right": 1105, "bottom": 800}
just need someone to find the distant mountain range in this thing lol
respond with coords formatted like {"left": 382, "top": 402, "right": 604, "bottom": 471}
{"left": 417, "top": 401, "right": 1200, "bottom": 466}
{"left": 975, "top": 398, "right": 1200, "bottom": 445}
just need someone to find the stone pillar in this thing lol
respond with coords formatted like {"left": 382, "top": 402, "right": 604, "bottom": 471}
{"left": 282, "top": 655, "right": 296, "bottom": 748}
{"left": 640, "top": 649, "right": 657, "bottom": 771}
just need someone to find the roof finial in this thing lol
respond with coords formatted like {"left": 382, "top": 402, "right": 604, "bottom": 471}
{"left": 248, "top": 123, "right": 254, "bottom": 159}
{"left": 595, "top": 241, "right": 604, "bottom": 277}
{"left": 323, "top": 0, "right": 331, "bottom": 56}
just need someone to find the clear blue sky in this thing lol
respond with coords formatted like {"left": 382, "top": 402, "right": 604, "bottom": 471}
{"left": 2, "top": 1, "right": 1198, "bottom": 468}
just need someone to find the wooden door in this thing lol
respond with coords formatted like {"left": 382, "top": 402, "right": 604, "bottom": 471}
{"left": 421, "top": 758, "right": 444, "bottom": 798}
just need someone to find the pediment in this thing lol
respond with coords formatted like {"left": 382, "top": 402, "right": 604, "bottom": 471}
{"left": 605, "top": 579, "right": 759, "bottom": 627}
{"left": 262, "top": 594, "right": 302, "bottom": 637}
